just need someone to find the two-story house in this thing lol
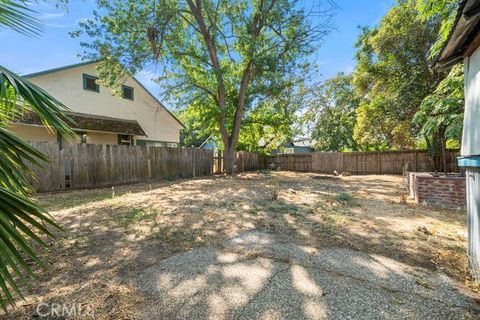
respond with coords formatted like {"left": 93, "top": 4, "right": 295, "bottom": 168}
{"left": 9, "top": 61, "right": 184, "bottom": 147}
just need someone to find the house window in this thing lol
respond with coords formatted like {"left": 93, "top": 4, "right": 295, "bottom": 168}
{"left": 83, "top": 74, "right": 99, "bottom": 92}
{"left": 77, "top": 132, "right": 87, "bottom": 144}
{"left": 122, "top": 85, "right": 134, "bottom": 100}
{"left": 118, "top": 134, "right": 132, "bottom": 145}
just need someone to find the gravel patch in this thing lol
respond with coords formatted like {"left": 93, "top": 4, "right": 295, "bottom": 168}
{"left": 132, "top": 231, "right": 479, "bottom": 319}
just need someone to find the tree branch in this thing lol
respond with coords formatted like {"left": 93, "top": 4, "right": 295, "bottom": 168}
{"left": 186, "top": 0, "right": 228, "bottom": 143}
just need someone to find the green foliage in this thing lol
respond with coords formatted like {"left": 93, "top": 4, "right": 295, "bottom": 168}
{"left": 415, "top": 0, "right": 459, "bottom": 59}
{"left": 0, "top": 2, "right": 74, "bottom": 310}
{"left": 176, "top": 77, "right": 303, "bottom": 154}
{"left": 175, "top": 102, "right": 216, "bottom": 148}
{"left": 73, "top": 0, "right": 333, "bottom": 166}
{"left": 304, "top": 73, "right": 359, "bottom": 151}
{"left": 0, "top": 67, "right": 73, "bottom": 311}
{"left": 333, "top": 192, "right": 355, "bottom": 205}
{"left": 305, "top": 0, "right": 462, "bottom": 155}
{"left": 414, "top": 64, "right": 464, "bottom": 146}
{"left": 237, "top": 78, "right": 305, "bottom": 154}
{"left": 352, "top": 0, "right": 442, "bottom": 149}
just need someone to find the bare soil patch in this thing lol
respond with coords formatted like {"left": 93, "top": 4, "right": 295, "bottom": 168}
{"left": 2, "top": 171, "right": 477, "bottom": 319}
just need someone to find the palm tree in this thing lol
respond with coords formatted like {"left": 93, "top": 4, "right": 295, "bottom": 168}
{"left": 0, "top": 0, "right": 73, "bottom": 310}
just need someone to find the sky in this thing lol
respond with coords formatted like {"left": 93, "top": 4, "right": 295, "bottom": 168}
{"left": 1, "top": 0, "right": 395, "bottom": 109}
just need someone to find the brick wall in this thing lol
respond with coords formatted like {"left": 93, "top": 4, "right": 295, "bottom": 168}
{"left": 406, "top": 172, "right": 466, "bottom": 210}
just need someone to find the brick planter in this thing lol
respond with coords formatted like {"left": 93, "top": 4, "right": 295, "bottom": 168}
{"left": 406, "top": 172, "right": 466, "bottom": 210}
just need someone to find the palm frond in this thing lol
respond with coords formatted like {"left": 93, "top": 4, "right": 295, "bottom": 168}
{"left": 0, "top": 0, "right": 43, "bottom": 37}
{"left": 0, "top": 0, "right": 76, "bottom": 312}
{"left": 0, "top": 67, "right": 74, "bottom": 310}
{"left": 0, "top": 184, "right": 61, "bottom": 311}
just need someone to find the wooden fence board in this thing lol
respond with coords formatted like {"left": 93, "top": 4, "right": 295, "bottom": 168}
{"left": 268, "top": 154, "right": 312, "bottom": 172}
{"left": 27, "top": 141, "right": 64, "bottom": 192}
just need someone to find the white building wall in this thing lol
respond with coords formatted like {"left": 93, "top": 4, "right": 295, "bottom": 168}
{"left": 27, "top": 63, "right": 183, "bottom": 144}
{"left": 463, "top": 48, "right": 480, "bottom": 156}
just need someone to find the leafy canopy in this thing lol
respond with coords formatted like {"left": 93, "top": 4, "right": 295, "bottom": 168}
{"left": 352, "top": 0, "right": 442, "bottom": 149}
{"left": 414, "top": 64, "right": 464, "bottom": 144}
{"left": 303, "top": 73, "right": 359, "bottom": 151}
{"left": 415, "top": 0, "right": 459, "bottom": 59}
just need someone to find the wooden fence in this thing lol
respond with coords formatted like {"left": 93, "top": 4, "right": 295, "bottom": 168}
{"left": 27, "top": 142, "right": 264, "bottom": 192}
{"left": 26, "top": 142, "right": 459, "bottom": 192}
{"left": 267, "top": 149, "right": 460, "bottom": 175}
{"left": 27, "top": 142, "right": 216, "bottom": 192}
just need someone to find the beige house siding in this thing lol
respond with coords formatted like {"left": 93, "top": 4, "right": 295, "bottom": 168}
{"left": 85, "top": 132, "right": 118, "bottom": 145}
{"left": 8, "top": 123, "right": 120, "bottom": 145}
{"left": 8, "top": 124, "right": 57, "bottom": 142}
{"left": 22, "top": 62, "right": 183, "bottom": 145}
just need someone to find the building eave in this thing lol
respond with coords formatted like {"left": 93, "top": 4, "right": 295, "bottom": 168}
{"left": 13, "top": 111, "right": 147, "bottom": 136}
{"left": 435, "top": 0, "right": 480, "bottom": 70}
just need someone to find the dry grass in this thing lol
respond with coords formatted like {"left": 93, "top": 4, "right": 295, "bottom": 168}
{"left": 3, "top": 171, "right": 477, "bottom": 319}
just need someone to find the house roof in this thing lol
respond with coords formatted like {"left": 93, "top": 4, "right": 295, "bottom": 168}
{"left": 435, "top": 0, "right": 480, "bottom": 69}
{"left": 14, "top": 111, "right": 147, "bottom": 136}
{"left": 23, "top": 60, "right": 185, "bottom": 129}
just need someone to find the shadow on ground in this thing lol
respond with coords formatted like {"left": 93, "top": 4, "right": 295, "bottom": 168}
{"left": 2, "top": 172, "right": 476, "bottom": 319}
{"left": 130, "top": 231, "right": 479, "bottom": 319}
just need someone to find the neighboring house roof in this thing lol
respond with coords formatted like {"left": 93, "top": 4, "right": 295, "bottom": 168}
{"left": 285, "top": 140, "right": 313, "bottom": 148}
{"left": 14, "top": 111, "right": 146, "bottom": 136}
{"left": 23, "top": 60, "right": 185, "bottom": 129}
{"left": 199, "top": 135, "right": 222, "bottom": 150}
{"left": 435, "top": 0, "right": 480, "bottom": 69}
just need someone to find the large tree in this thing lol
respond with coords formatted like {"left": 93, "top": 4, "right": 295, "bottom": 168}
{"left": 303, "top": 73, "right": 359, "bottom": 151}
{"left": 352, "top": 0, "right": 442, "bottom": 149}
{"left": 73, "top": 0, "right": 333, "bottom": 172}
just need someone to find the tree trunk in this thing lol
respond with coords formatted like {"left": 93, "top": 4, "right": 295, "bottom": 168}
{"left": 223, "top": 142, "right": 236, "bottom": 174}
{"left": 428, "top": 133, "right": 442, "bottom": 173}
{"left": 440, "top": 127, "right": 448, "bottom": 176}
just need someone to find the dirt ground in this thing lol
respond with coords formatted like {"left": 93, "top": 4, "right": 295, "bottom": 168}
{"left": 2, "top": 171, "right": 478, "bottom": 319}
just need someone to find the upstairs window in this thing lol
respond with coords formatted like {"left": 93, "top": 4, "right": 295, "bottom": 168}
{"left": 83, "top": 74, "right": 99, "bottom": 92}
{"left": 122, "top": 85, "right": 134, "bottom": 100}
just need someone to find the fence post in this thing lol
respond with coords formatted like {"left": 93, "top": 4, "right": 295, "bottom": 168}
{"left": 355, "top": 152, "right": 358, "bottom": 175}
{"left": 147, "top": 146, "right": 152, "bottom": 180}
{"left": 378, "top": 151, "right": 381, "bottom": 174}
{"left": 414, "top": 150, "right": 418, "bottom": 172}
{"left": 193, "top": 148, "right": 196, "bottom": 178}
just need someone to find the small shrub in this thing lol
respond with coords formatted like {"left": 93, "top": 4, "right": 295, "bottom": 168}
{"left": 334, "top": 192, "right": 355, "bottom": 204}
{"left": 116, "top": 207, "right": 159, "bottom": 230}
